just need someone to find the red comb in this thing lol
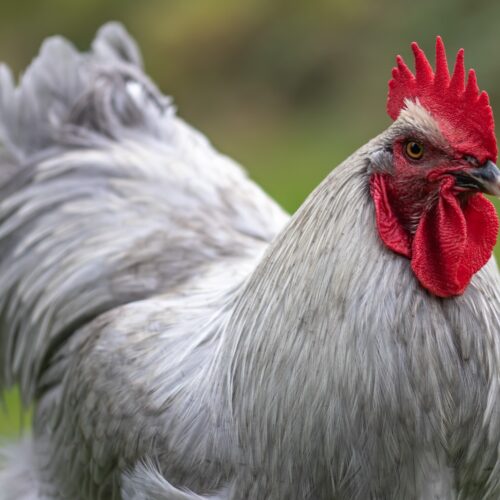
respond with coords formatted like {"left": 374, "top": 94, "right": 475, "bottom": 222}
{"left": 387, "top": 37, "right": 497, "bottom": 162}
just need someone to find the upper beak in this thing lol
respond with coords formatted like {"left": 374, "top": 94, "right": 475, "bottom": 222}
{"left": 453, "top": 160, "right": 500, "bottom": 197}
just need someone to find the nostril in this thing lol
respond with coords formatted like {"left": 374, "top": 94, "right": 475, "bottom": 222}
{"left": 464, "top": 155, "right": 479, "bottom": 167}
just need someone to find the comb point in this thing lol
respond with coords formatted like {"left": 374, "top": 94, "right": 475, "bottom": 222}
{"left": 434, "top": 36, "right": 449, "bottom": 87}
{"left": 396, "top": 55, "right": 414, "bottom": 80}
{"left": 413, "top": 43, "right": 433, "bottom": 86}
{"left": 450, "top": 48, "right": 465, "bottom": 93}
{"left": 465, "top": 69, "right": 479, "bottom": 99}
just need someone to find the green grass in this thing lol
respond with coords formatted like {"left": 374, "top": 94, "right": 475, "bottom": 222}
{"left": 0, "top": 389, "right": 29, "bottom": 438}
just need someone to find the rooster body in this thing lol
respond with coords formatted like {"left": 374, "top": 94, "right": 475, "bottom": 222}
{"left": 1, "top": 24, "right": 500, "bottom": 500}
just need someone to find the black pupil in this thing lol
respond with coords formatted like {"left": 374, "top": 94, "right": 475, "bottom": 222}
{"left": 409, "top": 142, "right": 422, "bottom": 156}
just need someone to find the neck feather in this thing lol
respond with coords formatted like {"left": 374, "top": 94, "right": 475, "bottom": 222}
{"left": 206, "top": 137, "right": 500, "bottom": 486}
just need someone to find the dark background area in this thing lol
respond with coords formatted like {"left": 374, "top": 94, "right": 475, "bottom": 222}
{"left": 1, "top": 0, "right": 500, "bottom": 436}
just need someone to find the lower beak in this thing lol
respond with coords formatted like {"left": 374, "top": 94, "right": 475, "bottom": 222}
{"left": 453, "top": 160, "right": 500, "bottom": 197}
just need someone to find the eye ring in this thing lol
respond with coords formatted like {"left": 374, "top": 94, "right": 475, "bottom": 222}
{"left": 405, "top": 141, "right": 424, "bottom": 160}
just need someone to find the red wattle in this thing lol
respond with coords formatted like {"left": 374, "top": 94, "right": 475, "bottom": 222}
{"left": 371, "top": 173, "right": 498, "bottom": 297}
{"left": 370, "top": 174, "right": 412, "bottom": 258}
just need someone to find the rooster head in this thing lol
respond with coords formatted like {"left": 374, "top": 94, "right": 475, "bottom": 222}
{"left": 370, "top": 38, "right": 499, "bottom": 297}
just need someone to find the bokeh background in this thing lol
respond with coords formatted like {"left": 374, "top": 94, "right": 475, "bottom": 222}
{"left": 1, "top": 0, "right": 500, "bottom": 437}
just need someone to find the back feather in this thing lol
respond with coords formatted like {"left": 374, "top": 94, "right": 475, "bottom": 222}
{"left": 0, "top": 22, "right": 287, "bottom": 404}
{"left": 121, "top": 459, "right": 228, "bottom": 500}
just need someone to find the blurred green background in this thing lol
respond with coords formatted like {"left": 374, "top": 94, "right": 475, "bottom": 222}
{"left": 1, "top": 0, "right": 500, "bottom": 437}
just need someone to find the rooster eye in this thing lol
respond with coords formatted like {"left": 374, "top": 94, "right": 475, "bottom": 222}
{"left": 405, "top": 141, "right": 424, "bottom": 160}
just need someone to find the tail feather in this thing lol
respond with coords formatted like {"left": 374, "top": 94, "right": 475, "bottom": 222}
{"left": 0, "top": 21, "right": 168, "bottom": 168}
{"left": 0, "top": 35, "right": 84, "bottom": 162}
{"left": 91, "top": 22, "right": 143, "bottom": 68}
{"left": 0, "top": 23, "right": 175, "bottom": 402}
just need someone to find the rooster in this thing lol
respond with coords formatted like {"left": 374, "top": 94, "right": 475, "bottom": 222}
{"left": 1, "top": 22, "right": 500, "bottom": 500}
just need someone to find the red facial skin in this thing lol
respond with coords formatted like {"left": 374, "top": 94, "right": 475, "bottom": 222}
{"left": 386, "top": 139, "right": 469, "bottom": 234}
{"left": 371, "top": 137, "right": 498, "bottom": 298}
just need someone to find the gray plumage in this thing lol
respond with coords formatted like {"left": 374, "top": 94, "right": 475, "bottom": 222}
{"left": 0, "top": 23, "right": 500, "bottom": 500}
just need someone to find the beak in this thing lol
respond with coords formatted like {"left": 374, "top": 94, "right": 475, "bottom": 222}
{"left": 453, "top": 160, "right": 500, "bottom": 197}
